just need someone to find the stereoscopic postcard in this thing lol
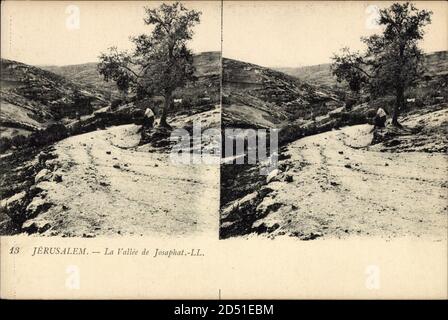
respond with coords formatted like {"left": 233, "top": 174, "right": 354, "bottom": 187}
{"left": 1, "top": 0, "right": 447, "bottom": 300}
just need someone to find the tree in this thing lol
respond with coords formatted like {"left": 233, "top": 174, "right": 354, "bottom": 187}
{"left": 97, "top": 2, "right": 201, "bottom": 128}
{"left": 332, "top": 48, "right": 370, "bottom": 94}
{"left": 331, "top": 2, "right": 432, "bottom": 126}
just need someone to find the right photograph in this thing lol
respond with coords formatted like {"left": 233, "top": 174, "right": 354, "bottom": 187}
{"left": 220, "top": 1, "right": 448, "bottom": 240}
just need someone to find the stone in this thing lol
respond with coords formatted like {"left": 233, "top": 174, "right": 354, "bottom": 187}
{"left": 266, "top": 169, "right": 281, "bottom": 183}
{"left": 221, "top": 191, "right": 259, "bottom": 220}
{"left": 53, "top": 174, "right": 63, "bottom": 183}
{"left": 220, "top": 221, "right": 235, "bottom": 229}
{"left": 252, "top": 221, "right": 280, "bottom": 234}
{"left": 25, "top": 198, "right": 53, "bottom": 219}
{"left": 44, "top": 159, "right": 59, "bottom": 170}
{"left": 28, "top": 185, "right": 44, "bottom": 197}
{"left": 35, "top": 169, "right": 52, "bottom": 183}
{"left": 37, "top": 151, "right": 57, "bottom": 165}
{"left": 0, "top": 191, "right": 27, "bottom": 216}
{"left": 259, "top": 187, "right": 274, "bottom": 198}
{"left": 22, "top": 220, "right": 51, "bottom": 234}
{"left": 388, "top": 139, "right": 401, "bottom": 147}
{"left": 302, "top": 232, "right": 323, "bottom": 240}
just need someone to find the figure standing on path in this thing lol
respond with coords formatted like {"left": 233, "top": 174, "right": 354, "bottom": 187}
{"left": 143, "top": 107, "right": 155, "bottom": 129}
{"left": 374, "top": 107, "right": 387, "bottom": 129}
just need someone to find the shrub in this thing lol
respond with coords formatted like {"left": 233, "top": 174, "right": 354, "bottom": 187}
{"left": 111, "top": 98, "right": 123, "bottom": 109}
{"left": 0, "top": 137, "right": 12, "bottom": 152}
{"left": 10, "top": 135, "right": 27, "bottom": 147}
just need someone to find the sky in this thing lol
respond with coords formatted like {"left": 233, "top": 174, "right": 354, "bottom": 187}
{"left": 1, "top": 1, "right": 446, "bottom": 68}
{"left": 1, "top": 1, "right": 222, "bottom": 66}
{"left": 223, "top": 1, "right": 447, "bottom": 67}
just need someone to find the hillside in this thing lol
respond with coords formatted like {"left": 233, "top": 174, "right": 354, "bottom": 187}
{"left": 42, "top": 51, "right": 222, "bottom": 106}
{"left": 1, "top": 52, "right": 221, "bottom": 153}
{"left": 172, "top": 51, "right": 221, "bottom": 110}
{"left": 275, "top": 63, "right": 341, "bottom": 91}
{"left": 1, "top": 52, "right": 221, "bottom": 235}
{"left": 275, "top": 51, "right": 448, "bottom": 92}
{"left": 42, "top": 62, "right": 120, "bottom": 99}
{"left": 1, "top": 59, "right": 108, "bottom": 142}
{"left": 221, "top": 53, "right": 448, "bottom": 239}
{"left": 223, "top": 51, "right": 448, "bottom": 140}
{"left": 222, "top": 57, "right": 341, "bottom": 130}
{"left": 221, "top": 58, "right": 348, "bottom": 229}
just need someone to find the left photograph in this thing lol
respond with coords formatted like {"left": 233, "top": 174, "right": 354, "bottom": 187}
{"left": 0, "top": 1, "right": 221, "bottom": 237}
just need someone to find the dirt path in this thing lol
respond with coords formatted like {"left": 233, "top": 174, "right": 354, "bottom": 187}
{"left": 252, "top": 124, "right": 448, "bottom": 240}
{"left": 24, "top": 124, "right": 219, "bottom": 237}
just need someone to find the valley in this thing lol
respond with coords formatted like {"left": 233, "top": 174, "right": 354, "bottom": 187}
{"left": 0, "top": 52, "right": 221, "bottom": 236}
{"left": 220, "top": 52, "right": 448, "bottom": 240}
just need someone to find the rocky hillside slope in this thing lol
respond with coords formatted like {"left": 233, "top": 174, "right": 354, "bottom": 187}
{"left": 222, "top": 57, "right": 341, "bottom": 130}
{"left": 1, "top": 59, "right": 108, "bottom": 143}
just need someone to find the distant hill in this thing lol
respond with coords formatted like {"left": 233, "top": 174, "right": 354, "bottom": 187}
{"left": 173, "top": 51, "right": 221, "bottom": 106}
{"left": 1, "top": 59, "right": 108, "bottom": 140}
{"left": 191, "top": 51, "right": 221, "bottom": 78}
{"left": 423, "top": 51, "right": 448, "bottom": 78}
{"left": 222, "top": 57, "right": 341, "bottom": 129}
{"left": 274, "top": 51, "right": 448, "bottom": 91}
{"left": 42, "top": 62, "right": 121, "bottom": 100}
{"left": 42, "top": 51, "right": 222, "bottom": 104}
{"left": 275, "top": 63, "right": 341, "bottom": 91}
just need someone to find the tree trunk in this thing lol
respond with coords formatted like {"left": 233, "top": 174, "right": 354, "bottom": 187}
{"left": 393, "top": 86, "right": 404, "bottom": 127}
{"left": 393, "top": 43, "right": 405, "bottom": 128}
{"left": 159, "top": 92, "right": 172, "bottom": 129}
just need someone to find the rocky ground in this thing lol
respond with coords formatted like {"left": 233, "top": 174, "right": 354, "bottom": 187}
{"left": 1, "top": 108, "right": 220, "bottom": 237}
{"left": 221, "top": 105, "right": 448, "bottom": 240}
{"left": 371, "top": 103, "right": 448, "bottom": 153}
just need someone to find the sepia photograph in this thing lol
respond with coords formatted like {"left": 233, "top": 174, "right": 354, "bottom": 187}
{"left": 0, "top": 0, "right": 447, "bottom": 301}
{"left": 1, "top": 1, "right": 221, "bottom": 237}
{"left": 220, "top": 1, "right": 448, "bottom": 240}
